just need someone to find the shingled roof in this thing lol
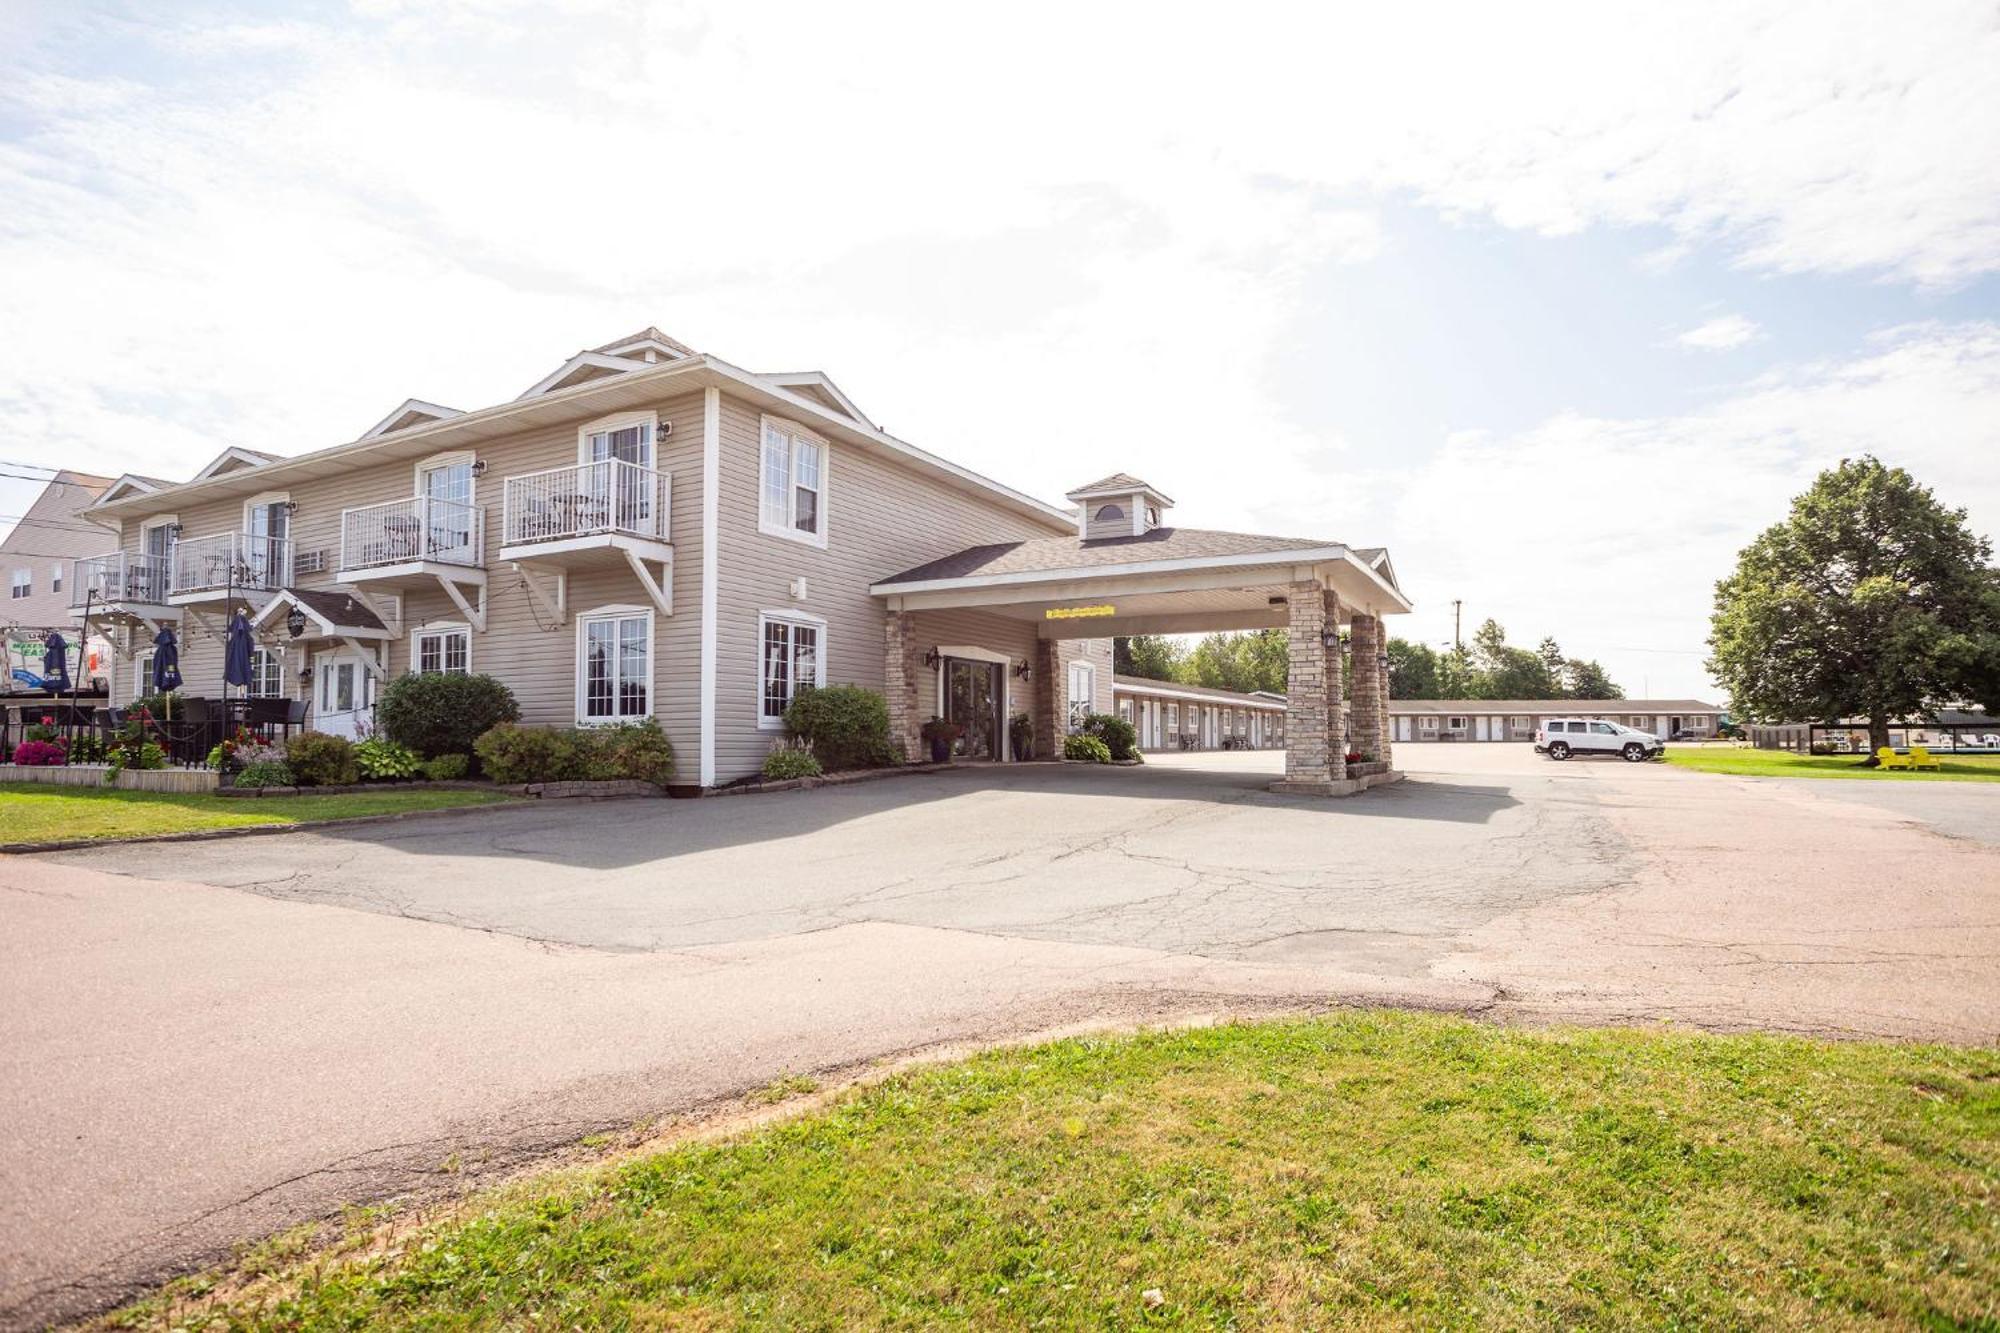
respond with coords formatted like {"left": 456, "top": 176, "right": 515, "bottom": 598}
{"left": 876, "top": 526, "right": 1340, "bottom": 586}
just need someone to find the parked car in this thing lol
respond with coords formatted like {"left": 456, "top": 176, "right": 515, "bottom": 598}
{"left": 1533, "top": 718, "right": 1665, "bottom": 762}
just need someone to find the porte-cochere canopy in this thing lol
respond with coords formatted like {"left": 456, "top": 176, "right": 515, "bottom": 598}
{"left": 871, "top": 506, "right": 1411, "bottom": 796}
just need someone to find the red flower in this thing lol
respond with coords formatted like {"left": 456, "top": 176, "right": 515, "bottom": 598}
{"left": 40, "top": 715, "right": 53, "bottom": 726}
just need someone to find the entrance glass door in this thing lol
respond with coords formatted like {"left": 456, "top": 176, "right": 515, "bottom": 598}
{"left": 944, "top": 658, "right": 1000, "bottom": 758}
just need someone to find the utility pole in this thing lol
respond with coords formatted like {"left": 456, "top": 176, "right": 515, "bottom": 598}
{"left": 1452, "top": 599, "right": 1463, "bottom": 651}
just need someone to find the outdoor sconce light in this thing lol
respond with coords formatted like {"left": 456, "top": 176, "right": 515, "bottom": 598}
{"left": 1377, "top": 651, "right": 1390, "bottom": 669}
{"left": 280, "top": 499, "right": 300, "bottom": 516}
{"left": 285, "top": 606, "right": 308, "bottom": 639}
{"left": 1321, "top": 628, "right": 1340, "bottom": 651}
{"left": 1013, "top": 661, "right": 1031, "bottom": 680}
{"left": 298, "top": 661, "right": 313, "bottom": 685}
{"left": 921, "top": 647, "right": 940, "bottom": 669}
{"left": 166, "top": 523, "right": 184, "bottom": 538}
{"left": 470, "top": 459, "right": 489, "bottom": 477}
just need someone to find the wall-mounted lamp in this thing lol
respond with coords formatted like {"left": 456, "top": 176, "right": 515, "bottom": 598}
{"left": 470, "top": 459, "right": 489, "bottom": 477}
{"left": 1013, "top": 661, "right": 1031, "bottom": 681}
{"left": 922, "top": 647, "right": 940, "bottom": 669}
{"left": 166, "top": 523, "right": 184, "bottom": 538}
{"left": 1377, "top": 652, "right": 1390, "bottom": 669}
{"left": 298, "top": 661, "right": 314, "bottom": 684}
{"left": 286, "top": 606, "right": 308, "bottom": 639}
{"left": 1321, "top": 628, "right": 1340, "bottom": 651}
{"left": 280, "top": 500, "right": 300, "bottom": 517}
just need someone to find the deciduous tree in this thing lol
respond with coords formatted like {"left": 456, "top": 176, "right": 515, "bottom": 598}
{"left": 1708, "top": 457, "right": 2000, "bottom": 758}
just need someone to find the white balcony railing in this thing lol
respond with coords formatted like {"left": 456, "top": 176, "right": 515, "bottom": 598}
{"left": 501, "top": 460, "right": 669, "bottom": 548}
{"left": 171, "top": 531, "right": 292, "bottom": 595}
{"left": 339, "top": 497, "right": 485, "bottom": 572}
{"left": 71, "top": 551, "right": 171, "bottom": 607}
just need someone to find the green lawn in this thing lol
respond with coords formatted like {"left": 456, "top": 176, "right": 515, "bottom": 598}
{"left": 0, "top": 783, "right": 518, "bottom": 845}
{"left": 1666, "top": 746, "right": 2000, "bottom": 782}
{"left": 107, "top": 1013, "right": 1998, "bottom": 1330}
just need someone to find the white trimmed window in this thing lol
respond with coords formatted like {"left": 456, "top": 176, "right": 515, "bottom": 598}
{"left": 577, "top": 607, "right": 653, "bottom": 724}
{"left": 759, "top": 610, "right": 824, "bottom": 727}
{"left": 1167, "top": 702, "right": 1179, "bottom": 732}
{"left": 1067, "top": 660, "right": 1095, "bottom": 730}
{"left": 1419, "top": 716, "right": 1439, "bottom": 733}
{"left": 759, "top": 417, "right": 828, "bottom": 546}
{"left": 9, "top": 568, "right": 28, "bottom": 599}
{"left": 50, "top": 563, "right": 62, "bottom": 595}
{"left": 249, "top": 648, "right": 284, "bottom": 698}
{"left": 414, "top": 624, "right": 471, "bottom": 676}
{"left": 135, "top": 651, "right": 154, "bottom": 695}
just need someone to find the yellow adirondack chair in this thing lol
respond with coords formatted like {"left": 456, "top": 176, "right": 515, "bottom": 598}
{"left": 1909, "top": 745, "right": 1941, "bottom": 770}
{"left": 1876, "top": 747, "right": 1912, "bottom": 770}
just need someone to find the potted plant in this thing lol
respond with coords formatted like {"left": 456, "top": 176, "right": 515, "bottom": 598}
{"left": 1008, "top": 712, "right": 1034, "bottom": 761}
{"left": 920, "top": 716, "right": 963, "bottom": 764}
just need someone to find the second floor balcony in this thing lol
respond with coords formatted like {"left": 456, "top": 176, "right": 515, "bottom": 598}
{"left": 69, "top": 552, "right": 175, "bottom": 615}
{"left": 339, "top": 496, "right": 485, "bottom": 577}
{"left": 501, "top": 459, "right": 670, "bottom": 552}
{"left": 170, "top": 531, "right": 291, "bottom": 602}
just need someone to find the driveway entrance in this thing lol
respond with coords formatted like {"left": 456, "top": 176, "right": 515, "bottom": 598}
{"left": 6, "top": 754, "right": 1997, "bottom": 1326}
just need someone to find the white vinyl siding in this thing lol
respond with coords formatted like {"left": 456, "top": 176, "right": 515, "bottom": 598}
{"left": 577, "top": 608, "right": 653, "bottom": 724}
{"left": 758, "top": 416, "right": 828, "bottom": 547}
{"left": 758, "top": 611, "right": 824, "bottom": 728}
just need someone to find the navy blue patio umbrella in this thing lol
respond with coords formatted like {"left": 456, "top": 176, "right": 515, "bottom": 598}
{"left": 224, "top": 611, "right": 255, "bottom": 692}
{"left": 40, "top": 631, "right": 70, "bottom": 693}
{"left": 152, "top": 626, "right": 183, "bottom": 693}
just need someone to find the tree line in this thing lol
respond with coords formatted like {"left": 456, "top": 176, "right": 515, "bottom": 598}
{"left": 1114, "top": 620, "right": 1625, "bottom": 701}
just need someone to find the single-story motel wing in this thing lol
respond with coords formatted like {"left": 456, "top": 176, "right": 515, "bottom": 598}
{"left": 1387, "top": 699, "right": 1723, "bottom": 742}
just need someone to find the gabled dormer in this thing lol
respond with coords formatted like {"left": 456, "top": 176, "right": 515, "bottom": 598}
{"left": 361, "top": 398, "right": 464, "bottom": 439}
{"left": 1066, "top": 473, "right": 1175, "bottom": 541}
{"left": 515, "top": 327, "right": 696, "bottom": 400}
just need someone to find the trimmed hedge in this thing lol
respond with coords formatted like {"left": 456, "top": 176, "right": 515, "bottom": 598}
{"left": 1082, "top": 712, "right": 1140, "bottom": 762}
{"left": 286, "top": 732, "right": 359, "bottom": 787}
{"left": 473, "top": 720, "right": 676, "bottom": 786}
{"left": 376, "top": 672, "right": 521, "bottom": 761}
{"left": 783, "top": 684, "right": 894, "bottom": 771}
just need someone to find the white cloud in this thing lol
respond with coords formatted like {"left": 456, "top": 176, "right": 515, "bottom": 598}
{"left": 0, "top": 3, "right": 1995, "bottom": 703}
{"left": 1286, "top": 323, "right": 2000, "bottom": 699}
{"left": 1676, "top": 315, "right": 1764, "bottom": 351}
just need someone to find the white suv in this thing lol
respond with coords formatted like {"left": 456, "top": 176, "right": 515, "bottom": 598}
{"left": 1534, "top": 718, "right": 1664, "bottom": 762}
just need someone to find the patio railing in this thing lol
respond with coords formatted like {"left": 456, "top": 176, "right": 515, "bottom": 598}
{"left": 171, "top": 532, "right": 292, "bottom": 595}
{"left": 339, "top": 496, "right": 484, "bottom": 572}
{"left": 70, "top": 551, "right": 171, "bottom": 606}
{"left": 501, "top": 460, "right": 669, "bottom": 548}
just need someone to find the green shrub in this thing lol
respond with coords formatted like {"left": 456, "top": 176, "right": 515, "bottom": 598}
{"left": 354, "top": 737, "right": 423, "bottom": 782}
{"left": 592, "top": 719, "right": 675, "bottom": 784}
{"left": 474, "top": 722, "right": 675, "bottom": 785}
{"left": 233, "top": 760, "right": 295, "bottom": 789}
{"left": 474, "top": 724, "right": 562, "bottom": 784}
{"left": 1064, "top": 733, "right": 1112, "bottom": 763}
{"left": 761, "top": 747, "right": 823, "bottom": 780}
{"left": 375, "top": 672, "right": 521, "bottom": 760}
{"left": 285, "top": 731, "right": 359, "bottom": 787}
{"left": 783, "top": 684, "right": 892, "bottom": 770}
{"left": 1082, "top": 712, "right": 1139, "bottom": 761}
{"left": 421, "top": 753, "right": 471, "bottom": 782}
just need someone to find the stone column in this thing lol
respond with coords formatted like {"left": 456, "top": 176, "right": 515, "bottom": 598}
{"left": 1032, "top": 637, "right": 1062, "bottom": 759}
{"left": 1279, "top": 580, "right": 1331, "bottom": 786}
{"left": 884, "top": 611, "right": 922, "bottom": 762}
{"left": 1324, "top": 587, "right": 1348, "bottom": 781}
{"left": 1348, "top": 612, "right": 1383, "bottom": 762}
{"left": 1376, "top": 650, "right": 1394, "bottom": 768}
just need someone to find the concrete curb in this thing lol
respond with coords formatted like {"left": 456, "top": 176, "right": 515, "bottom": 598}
{"left": 0, "top": 798, "right": 554, "bottom": 856}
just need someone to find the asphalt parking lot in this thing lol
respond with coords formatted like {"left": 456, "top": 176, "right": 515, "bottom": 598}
{"left": 3, "top": 744, "right": 1996, "bottom": 1326}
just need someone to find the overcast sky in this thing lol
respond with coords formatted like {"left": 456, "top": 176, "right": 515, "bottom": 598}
{"left": 4, "top": 1, "right": 1996, "bottom": 698}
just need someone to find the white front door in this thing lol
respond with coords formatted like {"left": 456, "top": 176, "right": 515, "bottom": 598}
{"left": 313, "top": 649, "right": 375, "bottom": 740}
